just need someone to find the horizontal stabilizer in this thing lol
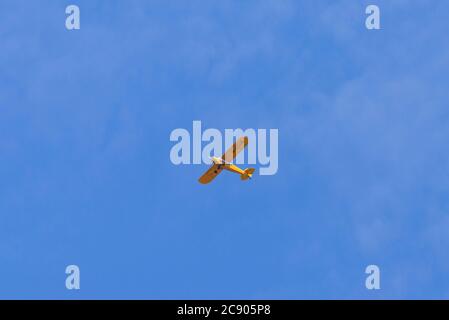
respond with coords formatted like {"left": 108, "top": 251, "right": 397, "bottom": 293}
{"left": 240, "top": 168, "right": 255, "bottom": 181}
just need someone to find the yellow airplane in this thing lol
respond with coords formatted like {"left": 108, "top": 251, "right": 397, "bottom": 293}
{"left": 198, "top": 136, "right": 255, "bottom": 184}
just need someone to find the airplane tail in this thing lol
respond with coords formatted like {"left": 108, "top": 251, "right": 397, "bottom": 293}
{"left": 241, "top": 168, "right": 255, "bottom": 181}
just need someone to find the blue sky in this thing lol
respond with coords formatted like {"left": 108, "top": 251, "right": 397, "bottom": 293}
{"left": 1, "top": 0, "right": 449, "bottom": 299}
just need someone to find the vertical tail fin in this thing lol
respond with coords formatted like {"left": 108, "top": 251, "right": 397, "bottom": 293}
{"left": 241, "top": 168, "right": 255, "bottom": 181}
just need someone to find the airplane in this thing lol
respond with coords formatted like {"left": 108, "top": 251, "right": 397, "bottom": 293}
{"left": 198, "top": 136, "right": 255, "bottom": 184}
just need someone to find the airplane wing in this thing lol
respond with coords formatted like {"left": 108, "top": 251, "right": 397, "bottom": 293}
{"left": 221, "top": 136, "right": 248, "bottom": 163}
{"left": 198, "top": 164, "right": 223, "bottom": 184}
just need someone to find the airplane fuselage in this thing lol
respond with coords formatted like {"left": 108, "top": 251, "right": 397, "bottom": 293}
{"left": 211, "top": 157, "right": 245, "bottom": 175}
